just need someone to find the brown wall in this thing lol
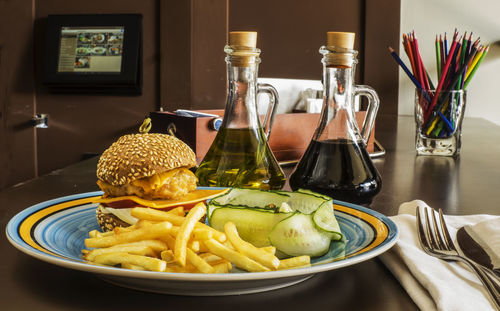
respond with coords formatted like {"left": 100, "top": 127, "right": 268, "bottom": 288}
{"left": 0, "top": 0, "right": 37, "bottom": 189}
{"left": 161, "top": 0, "right": 228, "bottom": 112}
{"left": 161, "top": 0, "right": 400, "bottom": 114}
{"left": 0, "top": 0, "right": 400, "bottom": 190}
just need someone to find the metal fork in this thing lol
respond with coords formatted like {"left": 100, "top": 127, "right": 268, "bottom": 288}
{"left": 416, "top": 206, "right": 500, "bottom": 309}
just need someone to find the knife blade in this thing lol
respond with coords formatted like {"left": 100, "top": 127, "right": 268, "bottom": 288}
{"left": 457, "top": 226, "right": 500, "bottom": 273}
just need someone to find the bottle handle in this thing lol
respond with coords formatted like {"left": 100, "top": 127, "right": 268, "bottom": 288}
{"left": 257, "top": 83, "right": 279, "bottom": 138}
{"left": 353, "top": 85, "right": 380, "bottom": 143}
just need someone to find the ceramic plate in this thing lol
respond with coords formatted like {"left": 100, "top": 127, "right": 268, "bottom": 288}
{"left": 6, "top": 190, "right": 398, "bottom": 296}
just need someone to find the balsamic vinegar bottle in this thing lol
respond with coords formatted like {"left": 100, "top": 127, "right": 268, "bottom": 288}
{"left": 289, "top": 32, "right": 381, "bottom": 204}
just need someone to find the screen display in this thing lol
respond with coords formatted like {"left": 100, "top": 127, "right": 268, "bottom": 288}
{"left": 57, "top": 26, "right": 124, "bottom": 73}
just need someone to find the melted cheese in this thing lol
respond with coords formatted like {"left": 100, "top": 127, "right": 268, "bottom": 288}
{"left": 96, "top": 188, "right": 229, "bottom": 209}
{"left": 130, "top": 169, "right": 179, "bottom": 192}
{"left": 98, "top": 168, "right": 198, "bottom": 200}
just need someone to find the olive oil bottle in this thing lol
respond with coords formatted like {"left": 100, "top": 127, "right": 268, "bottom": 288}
{"left": 195, "top": 32, "right": 285, "bottom": 190}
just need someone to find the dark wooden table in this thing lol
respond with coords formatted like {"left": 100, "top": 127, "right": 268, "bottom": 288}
{"left": 1, "top": 115, "right": 499, "bottom": 310}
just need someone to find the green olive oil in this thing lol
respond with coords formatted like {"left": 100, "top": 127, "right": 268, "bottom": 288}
{"left": 196, "top": 127, "right": 285, "bottom": 190}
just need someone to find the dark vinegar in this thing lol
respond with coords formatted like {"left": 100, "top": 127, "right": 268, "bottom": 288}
{"left": 289, "top": 139, "right": 381, "bottom": 205}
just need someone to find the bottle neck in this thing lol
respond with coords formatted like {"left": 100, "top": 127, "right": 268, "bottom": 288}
{"left": 314, "top": 47, "right": 362, "bottom": 142}
{"left": 222, "top": 59, "right": 261, "bottom": 129}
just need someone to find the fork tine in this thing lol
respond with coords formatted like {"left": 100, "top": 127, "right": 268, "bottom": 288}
{"left": 438, "top": 208, "right": 458, "bottom": 252}
{"left": 416, "top": 206, "right": 432, "bottom": 252}
{"left": 430, "top": 207, "right": 448, "bottom": 250}
{"left": 424, "top": 207, "right": 440, "bottom": 250}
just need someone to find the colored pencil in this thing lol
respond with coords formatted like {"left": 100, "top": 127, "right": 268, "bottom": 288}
{"left": 388, "top": 47, "right": 426, "bottom": 92}
{"left": 464, "top": 45, "right": 488, "bottom": 88}
{"left": 436, "top": 36, "right": 441, "bottom": 79}
{"left": 423, "top": 31, "right": 459, "bottom": 124}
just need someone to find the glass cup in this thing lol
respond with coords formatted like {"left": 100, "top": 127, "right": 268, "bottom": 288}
{"left": 414, "top": 89, "right": 466, "bottom": 156}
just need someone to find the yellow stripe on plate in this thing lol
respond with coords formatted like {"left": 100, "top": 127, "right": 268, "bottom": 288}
{"left": 19, "top": 196, "right": 101, "bottom": 256}
{"left": 334, "top": 204, "right": 389, "bottom": 258}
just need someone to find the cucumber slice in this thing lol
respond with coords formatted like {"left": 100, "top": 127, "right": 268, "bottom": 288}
{"left": 284, "top": 191, "right": 330, "bottom": 214}
{"left": 209, "top": 207, "right": 292, "bottom": 247}
{"left": 209, "top": 188, "right": 289, "bottom": 209}
{"left": 313, "top": 201, "right": 342, "bottom": 241}
{"left": 297, "top": 188, "right": 334, "bottom": 201}
{"left": 269, "top": 212, "right": 331, "bottom": 257}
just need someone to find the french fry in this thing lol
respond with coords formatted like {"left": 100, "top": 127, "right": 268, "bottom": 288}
{"left": 204, "top": 239, "right": 270, "bottom": 272}
{"left": 170, "top": 226, "right": 212, "bottom": 239}
{"left": 160, "top": 234, "right": 176, "bottom": 250}
{"left": 93, "top": 252, "right": 167, "bottom": 272}
{"left": 188, "top": 240, "right": 200, "bottom": 253}
{"left": 85, "top": 221, "right": 172, "bottom": 248}
{"left": 89, "top": 229, "right": 114, "bottom": 238}
{"left": 131, "top": 207, "right": 186, "bottom": 225}
{"left": 186, "top": 248, "right": 214, "bottom": 273}
{"left": 197, "top": 240, "right": 210, "bottom": 253}
{"left": 174, "top": 203, "right": 206, "bottom": 266}
{"left": 84, "top": 244, "right": 157, "bottom": 262}
{"left": 122, "top": 263, "right": 146, "bottom": 271}
{"left": 160, "top": 250, "right": 174, "bottom": 262}
{"left": 135, "top": 219, "right": 157, "bottom": 228}
{"left": 166, "top": 226, "right": 180, "bottom": 236}
{"left": 113, "top": 220, "right": 158, "bottom": 235}
{"left": 199, "top": 253, "right": 222, "bottom": 263}
{"left": 223, "top": 240, "right": 235, "bottom": 250}
{"left": 167, "top": 206, "right": 185, "bottom": 216}
{"left": 198, "top": 224, "right": 226, "bottom": 242}
{"left": 278, "top": 255, "right": 311, "bottom": 270}
{"left": 260, "top": 246, "right": 276, "bottom": 255}
{"left": 113, "top": 224, "right": 137, "bottom": 234}
{"left": 192, "top": 228, "right": 213, "bottom": 241}
{"left": 212, "top": 260, "right": 232, "bottom": 273}
{"left": 224, "top": 222, "right": 280, "bottom": 269}
{"left": 165, "top": 263, "right": 198, "bottom": 273}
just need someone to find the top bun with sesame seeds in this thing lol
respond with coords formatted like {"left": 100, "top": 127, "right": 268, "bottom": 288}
{"left": 96, "top": 133, "right": 198, "bottom": 201}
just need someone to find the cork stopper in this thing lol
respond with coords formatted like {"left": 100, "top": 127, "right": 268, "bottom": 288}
{"left": 323, "top": 32, "right": 356, "bottom": 67}
{"left": 229, "top": 31, "right": 257, "bottom": 48}
{"left": 227, "top": 31, "right": 260, "bottom": 67}
{"left": 326, "top": 32, "right": 355, "bottom": 49}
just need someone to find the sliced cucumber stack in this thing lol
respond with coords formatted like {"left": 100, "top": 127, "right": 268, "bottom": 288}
{"left": 207, "top": 188, "right": 343, "bottom": 257}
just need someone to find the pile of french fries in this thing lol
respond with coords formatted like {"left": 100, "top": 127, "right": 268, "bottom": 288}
{"left": 82, "top": 202, "right": 310, "bottom": 273}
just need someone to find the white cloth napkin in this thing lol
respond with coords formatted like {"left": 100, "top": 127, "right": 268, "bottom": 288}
{"left": 380, "top": 200, "right": 500, "bottom": 311}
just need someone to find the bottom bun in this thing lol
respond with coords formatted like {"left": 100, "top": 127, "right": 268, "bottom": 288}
{"left": 96, "top": 204, "right": 132, "bottom": 232}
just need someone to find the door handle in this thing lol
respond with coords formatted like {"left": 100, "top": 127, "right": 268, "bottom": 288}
{"left": 32, "top": 114, "right": 49, "bottom": 128}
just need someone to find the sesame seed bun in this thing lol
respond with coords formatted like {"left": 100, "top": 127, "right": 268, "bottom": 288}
{"left": 96, "top": 133, "right": 197, "bottom": 187}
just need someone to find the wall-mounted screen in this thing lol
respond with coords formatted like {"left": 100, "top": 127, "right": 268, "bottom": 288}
{"left": 43, "top": 14, "right": 142, "bottom": 94}
{"left": 57, "top": 26, "right": 125, "bottom": 73}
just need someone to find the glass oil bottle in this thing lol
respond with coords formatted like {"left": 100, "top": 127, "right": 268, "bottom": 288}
{"left": 196, "top": 31, "right": 285, "bottom": 190}
{"left": 289, "top": 32, "right": 381, "bottom": 204}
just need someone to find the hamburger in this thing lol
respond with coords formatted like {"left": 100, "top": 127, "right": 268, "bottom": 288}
{"left": 95, "top": 133, "right": 227, "bottom": 231}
